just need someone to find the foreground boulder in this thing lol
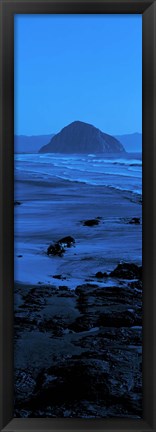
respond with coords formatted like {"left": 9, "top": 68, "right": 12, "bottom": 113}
{"left": 14, "top": 274, "right": 142, "bottom": 418}
{"left": 14, "top": 350, "right": 142, "bottom": 418}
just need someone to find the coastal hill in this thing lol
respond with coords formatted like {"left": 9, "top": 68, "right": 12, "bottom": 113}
{"left": 14, "top": 130, "right": 142, "bottom": 154}
{"left": 115, "top": 133, "right": 142, "bottom": 153}
{"left": 14, "top": 134, "right": 54, "bottom": 154}
{"left": 39, "top": 121, "right": 125, "bottom": 154}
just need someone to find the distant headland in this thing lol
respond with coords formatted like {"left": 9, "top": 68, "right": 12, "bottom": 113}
{"left": 39, "top": 121, "right": 125, "bottom": 154}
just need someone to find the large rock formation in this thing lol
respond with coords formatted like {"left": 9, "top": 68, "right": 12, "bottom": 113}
{"left": 39, "top": 121, "right": 125, "bottom": 154}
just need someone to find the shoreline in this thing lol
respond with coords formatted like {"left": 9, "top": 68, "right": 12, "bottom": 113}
{"left": 14, "top": 179, "right": 142, "bottom": 287}
{"left": 14, "top": 171, "right": 142, "bottom": 418}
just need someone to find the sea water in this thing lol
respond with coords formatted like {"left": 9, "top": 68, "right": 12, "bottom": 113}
{"left": 14, "top": 152, "right": 142, "bottom": 197}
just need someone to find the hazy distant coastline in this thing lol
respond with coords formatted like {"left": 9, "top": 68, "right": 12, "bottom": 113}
{"left": 115, "top": 133, "right": 142, "bottom": 153}
{"left": 14, "top": 128, "right": 142, "bottom": 154}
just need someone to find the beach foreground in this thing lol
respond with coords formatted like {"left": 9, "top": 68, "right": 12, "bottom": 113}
{"left": 14, "top": 167, "right": 142, "bottom": 418}
{"left": 14, "top": 271, "right": 142, "bottom": 418}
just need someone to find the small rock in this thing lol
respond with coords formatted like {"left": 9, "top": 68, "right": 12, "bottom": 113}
{"left": 129, "top": 218, "right": 140, "bottom": 225}
{"left": 83, "top": 219, "right": 100, "bottom": 227}
{"left": 47, "top": 243, "right": 65, "bottom": 257}
{"left": 47, "top": 236, "right": 75, "bottom": 257}
{"left": 14, "top": 201, "right": 22, "bottom": 205}
{"left": 95, "top": 271, "right": 107, "bottom": 278}
{"left": 53, "top": 274, "right": 63, "bottom": 280}
{"left": 58, "top": 236, "right": 75, "bottom": 247}
{"left": 110, "top": 263, "right": 142, "bottom": 280}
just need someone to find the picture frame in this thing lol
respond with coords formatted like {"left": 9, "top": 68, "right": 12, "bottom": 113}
{"left": 0, "top": 0, "right": 156, "bottom": 431}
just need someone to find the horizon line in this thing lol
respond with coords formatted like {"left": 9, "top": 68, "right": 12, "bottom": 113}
{"left": 14, "top": 131, "right": 142, "bottom": 137}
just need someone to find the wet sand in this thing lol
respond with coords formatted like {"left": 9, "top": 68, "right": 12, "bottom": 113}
{"left": 14, "top": 177, "right": 142, "bottom": 286}
{"left": 14, "top": 176, "right": 142, "bottom": 418}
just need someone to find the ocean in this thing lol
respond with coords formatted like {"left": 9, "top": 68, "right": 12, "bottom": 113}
{"left": 14, "top": 152, "right": 142, "bottom": 196}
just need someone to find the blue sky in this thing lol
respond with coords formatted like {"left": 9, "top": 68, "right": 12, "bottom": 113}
{"left": 14, "top": 14, "right": 142, "bottom": 136}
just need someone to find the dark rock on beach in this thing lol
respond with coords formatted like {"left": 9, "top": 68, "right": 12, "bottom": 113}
{"left": 129, "top": 217, "right": 140, "bottom": 225}
{"left": 47, "top": 236, "right": 75, "bottom": 257}
{"left": 14, "top": 201, "right": 22, "bottom": 205}
{"left": 83, "top": 218, "right": 100, "bottom": 227}
{"left": 110, "top": 263, "right": 142, "bottom": 280}
{"left": 95, "top": 271, "right": 108, "bottom": 278}
{"left": 122, "top": 217, "right": 141, "bottom": 225}
{"left": 47, "top": 243, "right": 65, "bottom": 257}
{"left": 97, "top": 309, "right": 141, "bottom": 328}
{"left": 58, "top": 236, "right": 75, "bottom": 247}
{"left": 52, "top": 275, "right": 66, "bottom": 280}
{"left": 95, "top": 263, "right": 142, "bottom": 281}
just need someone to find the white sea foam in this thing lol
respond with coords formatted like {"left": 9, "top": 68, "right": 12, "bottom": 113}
{"left": 14, "top": 152, "right": 142, "bottom": 196}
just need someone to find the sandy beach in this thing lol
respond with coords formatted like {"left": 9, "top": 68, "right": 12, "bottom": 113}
{"left": 14, "top": 175, "right": 142, "bottom": 287}
{"left": 14, "top": 161, "right": 142, "bottom": 418}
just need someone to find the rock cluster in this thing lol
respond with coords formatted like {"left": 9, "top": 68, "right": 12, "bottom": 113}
{"left": 14, "top": 262, "right": 142, "bottom": 418}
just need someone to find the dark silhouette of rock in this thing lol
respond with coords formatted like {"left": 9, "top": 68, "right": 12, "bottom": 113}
{"left": 53, "top": 274, "right": 66, "bottom": 280}
{"left": 95, "top": 271, "right": 108, "bottom": 278}
{"left": 97, "top": 310, "right": 141, "bottom": 328}
{"left": 110, "top": 263, "right": 142, "bottom": 280}
{"left": 47, "top": 243, "right": 65, "bottom": 257}
{"left": 83, "top": 218, "right": 100, "bottom": 227}
{"left": 95, "top": 264, "right": 142, "bottom": 281}
{"left": 129, "top": 217, "right": 140, "bottom": 225}
{"left": 128, "top": 280, "right": 142, "bottom": 290}
{"left": 58, "top": 236, "right": 75, "bottom": 247}
{"left": 39, "top": 121, "right": 125, "bottom": 154}
{"left": 47, "top": 236, "right": 75, "bottom": 257}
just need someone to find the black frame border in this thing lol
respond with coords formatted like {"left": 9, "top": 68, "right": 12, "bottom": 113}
{"left": 0, "top": 0, "right": 156, "bottom": 431}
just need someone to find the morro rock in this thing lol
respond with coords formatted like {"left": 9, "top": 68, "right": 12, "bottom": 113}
{"left": 39, "top": 121, "right": 125, "bottom": 154}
